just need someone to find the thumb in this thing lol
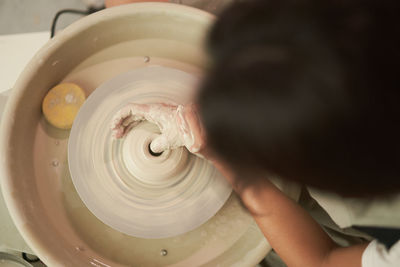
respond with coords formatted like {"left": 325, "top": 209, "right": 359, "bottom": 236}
{"left": 150, "top": 135, "right": 169, "bottom": 154}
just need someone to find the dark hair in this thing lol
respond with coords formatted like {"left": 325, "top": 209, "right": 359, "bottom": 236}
{"left": 198, "top": 0, "right": 400, "bottom": 196}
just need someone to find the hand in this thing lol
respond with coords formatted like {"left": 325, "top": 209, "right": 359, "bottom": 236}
{"left": 177, "top": 103, "right": 206, "bottom": 154}
{"left": 111, "top": 103, "right": 205, "bottom": 154}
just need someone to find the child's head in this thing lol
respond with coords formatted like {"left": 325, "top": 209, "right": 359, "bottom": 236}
{"left": 198, "top": 0, "right": 400, "bottom": 197}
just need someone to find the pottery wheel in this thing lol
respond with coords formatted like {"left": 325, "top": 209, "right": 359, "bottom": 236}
{"left": 68, "top": 66, "right": 232, "bottom": 239}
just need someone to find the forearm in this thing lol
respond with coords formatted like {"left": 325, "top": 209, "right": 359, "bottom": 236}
{"left": 241, "top": 181, "right": 335, "bottom": 267}
{"left": 228, "top": 173, "right": 368, "bottom": 267}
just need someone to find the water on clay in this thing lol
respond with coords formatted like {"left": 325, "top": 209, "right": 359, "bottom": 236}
{"left": 32, "top": 40, "right": 268, "bottom": 266}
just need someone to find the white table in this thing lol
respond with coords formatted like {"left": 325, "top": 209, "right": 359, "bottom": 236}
{"left": 0, "top": 31, "right": 49, "bottom": 254}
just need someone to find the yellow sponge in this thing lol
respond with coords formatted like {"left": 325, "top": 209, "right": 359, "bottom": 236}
{"left": 42, "top": 83, "right": 86, "bottom": 129}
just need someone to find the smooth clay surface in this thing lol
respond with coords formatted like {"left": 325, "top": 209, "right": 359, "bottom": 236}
{"left": 0, "top": 3, "right": 301, "bottom": 266}
{"left": 68, "top": 63, "right": 233, "bottom": 239}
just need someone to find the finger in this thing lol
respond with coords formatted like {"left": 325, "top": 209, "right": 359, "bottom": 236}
{"left": 111, "top": 107, "right": 132, "bottom": 130}
{"left": 122, "top": 120, "right": 139, "bottom": 136}
{"left": 176, "top": 104, "right": 206, "bottom": 154}
{"left": 121, "top": 115, "right": 136, "bottom": 127}
{"left": 113, "top": 119, "right": 141, "bottom": 139}
{"left": 111, "top": 103, "right": 147, "bottom": 130}
{"left": 112, "top": 127, "right": 125, "bottom": 139}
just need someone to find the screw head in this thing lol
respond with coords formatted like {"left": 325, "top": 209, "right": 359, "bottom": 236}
{"left": 160, "top": 249, "right": 168, "bottom": 256}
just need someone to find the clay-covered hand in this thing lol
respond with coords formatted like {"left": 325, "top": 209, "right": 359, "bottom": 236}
{"left": 111, "top": 103, "right": 205, "bottom": 154}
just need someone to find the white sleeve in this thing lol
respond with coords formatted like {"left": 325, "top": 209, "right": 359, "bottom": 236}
{"left": 362, "top": 239, "right": 400, "bottom": 267}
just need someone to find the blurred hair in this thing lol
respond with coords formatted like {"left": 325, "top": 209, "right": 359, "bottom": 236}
{"left": 198, "top": 0, "right": 400, "bottom": 196}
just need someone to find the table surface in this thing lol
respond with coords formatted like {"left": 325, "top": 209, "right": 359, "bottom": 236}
{"left": 0, "top": 31, "right": 49, "bottom": 254}
{"left": 0, "top": 32, "right": 49, "bottom": 94}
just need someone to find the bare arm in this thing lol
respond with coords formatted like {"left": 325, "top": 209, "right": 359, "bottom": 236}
{"left": 244, "top": 180, "right": 367, "bottom": 267}
{"left": 213, "top": 160, "right": 368, "bottom": 267}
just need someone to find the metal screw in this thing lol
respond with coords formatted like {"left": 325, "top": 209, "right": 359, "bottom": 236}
{"left": 160, "top": 249, "right": 168, "bottom": 256}
{"left": 144, "top": 56, "right": 150, "bottom": 63}
{"left": 51, "top": 159, "right": 59, "bottom": 167}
